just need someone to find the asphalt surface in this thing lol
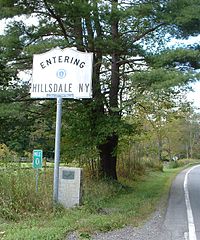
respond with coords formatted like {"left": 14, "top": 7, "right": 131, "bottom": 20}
{"left": 159, "top": 167, "right": 189, "bottom": 240}
{"left": 154, "top": 165, "right": 200, "bottom": 240}
{"left": 67, "top": 165, "right": 200, "bottom": 240}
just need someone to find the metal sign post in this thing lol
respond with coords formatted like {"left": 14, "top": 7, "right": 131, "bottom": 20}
{"left": 53, "top": 97, "right": 62, "bottom": 203}
{"left": 36, "top": 169, "right": 39, "bottom": 193}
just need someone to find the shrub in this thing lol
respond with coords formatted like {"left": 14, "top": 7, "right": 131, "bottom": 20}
{"left": 0, "top": 144, "right": 18, "bottom": 167}
{"left": 168, "top": 160, "right": 179, "bottom": 169}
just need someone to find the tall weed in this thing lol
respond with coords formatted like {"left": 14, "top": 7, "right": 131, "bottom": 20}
{"left": 83, "top": 178, "right": 129, "bottom": 213}
{"left": 0, "top": 168, "right": 53, "bottom": 220}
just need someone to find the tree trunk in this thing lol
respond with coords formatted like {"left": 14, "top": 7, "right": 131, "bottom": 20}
{"left": 158, "top": 138, "right": 163, "bottom": 161}
{"left": 97, "top": 0, "right": 120, "bottom": 180}
{"left": 91, "top": 0, "right": 120, "bottom": 180}
{"left": 98, "top": 134, "right": 118, "bottom": 180}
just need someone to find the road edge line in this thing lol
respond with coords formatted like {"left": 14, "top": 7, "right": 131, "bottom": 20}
{"left": 184, "top": 165, "right": 199, "bottom": 240}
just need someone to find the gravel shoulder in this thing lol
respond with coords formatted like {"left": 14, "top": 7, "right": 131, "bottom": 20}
{"left": 92, "top": 197, "right": 168, "bottom": 240}
{"left": 67, "top": 195, "right": 169, "bottom": 240}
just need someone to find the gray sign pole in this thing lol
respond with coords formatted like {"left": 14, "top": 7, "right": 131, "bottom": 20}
{"left": 36, "top": 168, "right": 39, "bottom": 193}
{"left": 53, "top": 97, "right": 62, "bottom": 203}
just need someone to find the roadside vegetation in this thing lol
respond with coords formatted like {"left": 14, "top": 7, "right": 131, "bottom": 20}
{"left": 0, "top": 152, "right": 199, "bottom": 239}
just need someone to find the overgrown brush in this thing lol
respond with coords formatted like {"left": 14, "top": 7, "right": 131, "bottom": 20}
{"left": 1, "top": 157, "right": 197, "bottom": 223}
{"left": 168, "top": 158, "right": 199, "bottom": 169}
{"left": 0, "top": 168, "right": 53, "bottom": 220}
{"left": 0, "top": 144, "right": 18, "bottom": 168}
{"left": 83, "top": 178, "right": 129, "bottom": 213}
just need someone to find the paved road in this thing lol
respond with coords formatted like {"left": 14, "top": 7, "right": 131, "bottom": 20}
{"left": 159, "top": 168, "right": 189, "bottom": 240}
{"left": 160, "top": 165, "right": 200, "bottom": 240}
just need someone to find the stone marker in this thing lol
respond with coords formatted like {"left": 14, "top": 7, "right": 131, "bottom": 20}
{"left": 58, "top": 167, "right": 83, "bottom": 208}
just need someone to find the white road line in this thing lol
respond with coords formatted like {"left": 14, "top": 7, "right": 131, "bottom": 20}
{"left": 184, "top": 232, "right": 189, "bottom": 240}
{"left": 184, "top": 165, "right": 200, "bottom": 240}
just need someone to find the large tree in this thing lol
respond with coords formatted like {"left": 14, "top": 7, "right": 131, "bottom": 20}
{"left": 0, "top": 0, "right": 200, "bottom": 179}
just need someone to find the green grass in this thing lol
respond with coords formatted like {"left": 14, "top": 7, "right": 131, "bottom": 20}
{"left": 0, "top": 168, "right": 53, "bottom": 221}
{"left": 0, "top": 164, "right": 187, "bottom": 240}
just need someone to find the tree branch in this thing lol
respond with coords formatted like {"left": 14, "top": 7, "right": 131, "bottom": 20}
{"left": 117, "top": 58, "right": 145, "bottom": 66}
{"left": 42, "top": 0, "right": 69, "bottom": 42}
{"left": 133, "top": 23, "right": 165, "bottom": 42}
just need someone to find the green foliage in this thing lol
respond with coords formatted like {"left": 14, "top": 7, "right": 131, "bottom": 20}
{"left": 168, "top": 158, "right": 199, "bottom": 169}
{"left": 165, "top": 0, "right": 200, "bottom": 37}
{"left": 168, "top": 160, "right": 179, "bottom": 169}
{"left": 83, "top": 179, "right": 127, "bottom": 213}
{"left": 118, "top": 90, "right": 200, "bottom": 170}
{"left": 148, "top": 48, "right": 200, "bottom": 70}
{"left": 0, "top": 96, "right": 56, "bottom": 156}
{"left": 61, "top": 100, "right": 134, "bottom": 163}
{"left": 0, "top": 61, "right": 15, "bottom": 86}
{"left": 0, "top": 0, "right": 26, "bottom": 18}
{"left": 0, "top": 144, "right": 18, "bottom": 167}
{"left": 131, "top": 68, "right": 191, "bottom": 91}
{"left": 0, "top": 168, "right": 53, "bottom": 220}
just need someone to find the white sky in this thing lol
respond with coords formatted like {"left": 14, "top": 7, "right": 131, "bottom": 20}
{"left": 0, "top": 19, "right": 6, "bottom": 34}
{"left": 168, "top": 35, "right": 200, "bottom": 47}
{"left": 187, "top": 82, "right": 200, "bottom": 109}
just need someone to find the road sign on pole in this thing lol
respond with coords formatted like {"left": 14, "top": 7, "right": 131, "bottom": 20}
{"left": 31, "top": 47, "right": 93, "bottom": 204}
{"left": 33, "top": 150, "right": 43, "bottom": 169}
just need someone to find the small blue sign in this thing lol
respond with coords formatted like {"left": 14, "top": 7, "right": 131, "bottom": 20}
{"left": 56, "top": 69, "right": 66, "bottom": 79}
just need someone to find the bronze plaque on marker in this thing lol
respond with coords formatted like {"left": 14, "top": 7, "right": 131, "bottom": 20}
{"left": 62, "top": 170, "right": 75, "bottom": 180}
